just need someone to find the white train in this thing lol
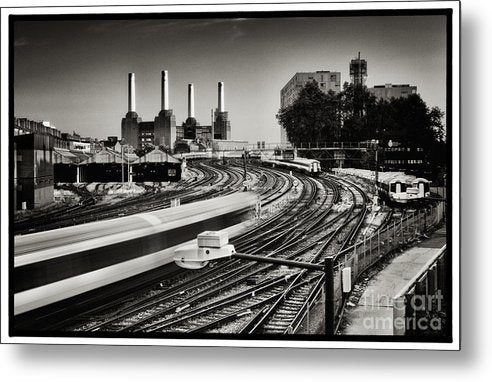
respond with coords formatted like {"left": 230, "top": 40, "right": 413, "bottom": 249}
{"left": 262, "top": 158, "right": 322, "bottom": 176}
{"left": 13, "top": 192, "right": 257, "bottom": 316}
{"left": 334, "top": 168, "right": 430, "bottom": 204}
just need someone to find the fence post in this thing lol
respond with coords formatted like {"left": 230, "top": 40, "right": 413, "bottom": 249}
{"left": 377, "top": 230, "right": 380, "bottom": 257}
{"left": 324, "top": 256, "right": 335, "bottom": 336}
{"left": 369, "top": 235, "right": 372, "bottom": 263}
{"left": 306, "top": 300, "right": 310, "bottom": 334}
{"left": 393, "top": 296, "right": 406, "bottom": 335}
{"left": 353, "top": 243, "right": 358, "bottom": 275}
{"left": 363, "top": 238, "right": 366, "bottom": 266}
{"left": 393, "top": 221, "right": 397, "bottom": 246}
{"left": 424, "top": 208, "right": 428, "bottom": 231}
{"left": 430, "top": 264, "right": 438, "bottom": 296}
{"left": 400, "top": 216, "right": 403, "bottom": 242}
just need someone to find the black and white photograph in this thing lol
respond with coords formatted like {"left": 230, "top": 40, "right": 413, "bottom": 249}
{"left": 2, "top": 0, "right": 461, "bottom": 354}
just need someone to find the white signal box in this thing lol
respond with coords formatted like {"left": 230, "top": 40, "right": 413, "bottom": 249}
{"left": 174, "top": 231, "right": 235, "bottom": 270}
{"left": 342, "top": 267, "right": 352, "bottom": 293}
{"left": 197, "top": 231, "right": 229, "bottom": 248}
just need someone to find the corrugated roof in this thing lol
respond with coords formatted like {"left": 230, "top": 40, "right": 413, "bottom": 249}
{"left": 135, "top": 148, "right": 182, "bottom": 164}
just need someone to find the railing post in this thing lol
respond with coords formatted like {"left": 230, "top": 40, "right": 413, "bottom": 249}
{"left": 363, "top": 237, "right": 366, "bottom": 266}
{"left": 377, "top": 230, "right": 380, "bottom": 258}
{"left": 415, "top": 280, "right": 426, "bottom": 332}
{"left": 306, "top": 300, "right": 310, "bottom": 334}
{"left": 393, "top": 221, "right": 397, "bottom": 247}
{"left": 369, "top": 235, "right": 372, "bottom": 264}
{"left": 353, "top": 243, "right": 358, "bottom": 275}
{"left": 324, "top": 256, "right": 334, "bottom": 336}
{"left": 400, "top": 216, "right": 403, "bottom": 242}
{"left": 393, "top": 296, "right": 406, "bottom": 335}
{"left": 424, "top": 208, "right": 427, "bottom": 232}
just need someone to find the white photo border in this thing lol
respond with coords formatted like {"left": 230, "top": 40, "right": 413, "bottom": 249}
{"left": 0, "top": 0, "right": 460, "bottom": 350}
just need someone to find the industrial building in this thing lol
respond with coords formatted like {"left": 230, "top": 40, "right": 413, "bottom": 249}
{"left": 368, "top": 84, "right": 418, "bottom": 101}
{"left": 121, "top": 71, "right": 177, "bottom": 150}
{"left": 280, "top": 70, "right": 341, "bottom": 144}
{"left": 121, "top": 72, "right": 231, "bottom": 151}
{"left": 53, "top": 145, "right": 183, "bottom": 184}
{"left": 349, "top": 52, "right": 368, "bottom": 87}
{"left": 132, "top": 148, "right": 182, "bottom": 182}
{"left": 14, "top": 117, "right": 67, "bottom": 149}
{"left": 14, "top": 118, "right": 69, "bottom": 209}
{"left": 14, "top": 133, "right": 55, "bottom": 210}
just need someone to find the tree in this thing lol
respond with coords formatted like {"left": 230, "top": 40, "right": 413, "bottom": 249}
{"left": 369, "top": 94, "right": 445, "bottom": 149}
{"left": 276, "top": 81, "right": 339, "bottom": 146}
{"left": 338, "top": 82, "right": 377, "bottom": 141}
{"left": 276, "top": 81, "right": 446, "bottom": 175}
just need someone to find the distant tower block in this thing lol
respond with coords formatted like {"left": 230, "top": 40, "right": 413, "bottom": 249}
{"left": 188, "top": 83, "right": 195, "bottom": 118}
{"left": 154, "top": 69, "right": 176, "bottom": 148}
{"left": 218, "top": 82, "right": 225, "bottom": 112}
{"left": 121, "top": 72, "right": 141, "bottom": 149}
{"left": 350, "top": 52, "right": 367, "bottom": 87}
{"left": 161, "top": 70, "right": 169, "bottom": 110}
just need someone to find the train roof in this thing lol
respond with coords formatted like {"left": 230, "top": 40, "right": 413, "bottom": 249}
{"left": 413, "top": 177, "right": 430, "bottom": 183}
{"left": 334, "top": 168, "right": 421, "bottom": 184}
{"left": 291, "top": 158, "right": 320, "bottom": 164}
{"left": 14, "top": 192, "right": 258, "bottom": 266}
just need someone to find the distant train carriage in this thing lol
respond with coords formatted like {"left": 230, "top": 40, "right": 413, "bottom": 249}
{"left": 262, "top": 158, "right": 321, "bottom": 177}
{"left": 335, "top": 168, "right": 430, "bottom": 204}
{"left": 132, "top": 162, "right": 182, "bottom": 182}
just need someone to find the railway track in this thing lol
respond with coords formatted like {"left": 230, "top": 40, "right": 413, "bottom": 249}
{"left": 22, "top": 162, "right": 290, "bottom": 332}
{"left": 13, "top": 160, "right": 250, "bottom": 235}
{"left": 61, "top": 167, "right": 343, "bottom": 333}
{"left": 45, "top": 165, "right": 388, "bottom": 336}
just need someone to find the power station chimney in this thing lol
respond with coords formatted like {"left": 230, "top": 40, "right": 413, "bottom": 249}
{"left": 211, "top": 108, "right": 215, "bottom": 139}
{"left": 161, "top": 70, "right": 169, "bottom": 110}
{"left": 128, "top": 73, "right": 136, "bottom": 113}
{"left": 218, "top": 81, "right": 225, "bottom": 112}
{"left": 188, "top": 83, "right": 195, "bottom": 118}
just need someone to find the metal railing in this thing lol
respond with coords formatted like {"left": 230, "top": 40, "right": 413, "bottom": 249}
{"left": 331, "top": 202, "right": 445, "bottom": 326}
{"left": 392, "top": 245, "right": 447, "bottom": 335}
{"left": 244, "top": 142, "right": 371, "bottom": 151}
{"left": 292, "top": 201, "right": 445, "bottom": 334}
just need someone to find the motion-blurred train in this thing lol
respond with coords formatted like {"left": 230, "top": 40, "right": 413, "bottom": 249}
{"left": 334, "top": 168, "right": 430, "bottom": 204}
{"left": 262, "top": 158, "right": 322, "bottom": 176}
{"left": 13, "top": 193, "right": 257, "bottom": 316}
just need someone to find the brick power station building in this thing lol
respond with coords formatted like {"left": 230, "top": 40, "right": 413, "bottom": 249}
{"left": 121, "top": 71, "right": 231, "bottom": 150}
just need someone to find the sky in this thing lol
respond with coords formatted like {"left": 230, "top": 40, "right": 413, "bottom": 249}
{"left": 13, "top": 14, "right": 447, "bottom": 143}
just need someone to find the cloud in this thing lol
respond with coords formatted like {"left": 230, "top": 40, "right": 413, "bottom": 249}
{"left": 85, "top": 18, "right": 249, "bottom": 36}
{"left": 14, "top": 37, "right": 29, "bottom": 47}
{"left": 228, "top": 25, "right": 245, "bottom": 42}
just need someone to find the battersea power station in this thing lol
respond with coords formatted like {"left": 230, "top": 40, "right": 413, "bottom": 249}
{"left": 121, "top": 71, "right": 231, "bottom": 150}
